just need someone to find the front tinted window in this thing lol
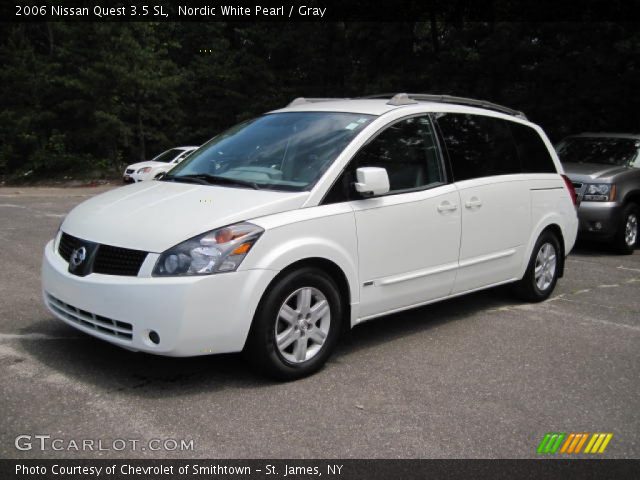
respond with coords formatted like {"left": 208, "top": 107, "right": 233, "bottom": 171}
{"left": 169, "top": 112, "right": 373, "bottom": 191}
{"left": 556, "top": 137, "right": 640, "bottom": 166}
{"left": 354, "top": 116, "right": 442, "bottom": 191}
{"left": 436, "top": 113, "right": 520, "bottom": 181}
{"left": 510, "top": 123, "right": 556, "bottom": 173}
{"left": 323, "top": 115, "right": 443, "bottom": 203}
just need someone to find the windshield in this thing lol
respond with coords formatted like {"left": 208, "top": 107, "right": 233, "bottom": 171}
{"left": 167, "top": 112, "right": 374, "bottom": 191}
{"left": 556, "top": 137, "right": 639, "bottom": 166}
{"left": 153, "top": 149, "right": 186, "bottom": 163}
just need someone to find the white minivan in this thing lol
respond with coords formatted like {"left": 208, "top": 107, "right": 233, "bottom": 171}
{"left": 42, "top": 94, "right": 578, "bottom": 379}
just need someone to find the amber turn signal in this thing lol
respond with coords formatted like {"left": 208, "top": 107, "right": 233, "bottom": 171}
{"left": 232, "top": 242, "right": 253, "bottom": 255}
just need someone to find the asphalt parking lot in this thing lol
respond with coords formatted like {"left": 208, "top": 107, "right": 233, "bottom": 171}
{"left": 0, "top": 186, "right": 638, "bottom": 459}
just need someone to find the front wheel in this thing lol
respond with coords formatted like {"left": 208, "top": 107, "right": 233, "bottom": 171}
{"left": 614, "top": 203, "right": 638, "bottom": 255}
{"left": 244, "top": 267, "right": 343, "bottom": 380}
{"left": 513, "top": 231, "right": 561, "bottom": 302}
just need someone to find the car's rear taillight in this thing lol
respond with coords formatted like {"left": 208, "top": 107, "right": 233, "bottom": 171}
{"left": 561, "top": 174, "right": 578, "bottom": 207}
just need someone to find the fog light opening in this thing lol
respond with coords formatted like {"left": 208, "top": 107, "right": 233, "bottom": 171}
{"left": 588, "top": 221, "right": 603, "bottom": 232}
{"left": 148, "top": 330, "right": 160, "bottom": 345}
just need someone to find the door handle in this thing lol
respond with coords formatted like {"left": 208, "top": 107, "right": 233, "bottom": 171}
{"left": 465, "top": 197, "right": 483, "bottom": 209}
{"left": 437, "top": 201, "right": 458, "bottom": 213}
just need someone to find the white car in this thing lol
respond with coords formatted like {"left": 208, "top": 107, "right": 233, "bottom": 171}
{"left": 42, "top": 94, "right": 578, "bottom": 379}
{"left": 123, "top": 146, "right": 197, "bottom": 183}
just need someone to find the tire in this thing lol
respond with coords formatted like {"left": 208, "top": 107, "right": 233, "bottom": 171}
{"left": 613, "top": 203, "right": 638, "bottom": 255}
{"left": 513, "top": 231, "right": 562, "bottom": 302}
{"left": 244, "top": 267, "right": 343, "bottom": 380}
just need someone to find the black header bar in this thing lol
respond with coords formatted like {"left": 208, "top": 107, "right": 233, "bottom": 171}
{"left": 4, "top": 0, "right": 640, "bottom": 22}
{"left": 2, "top": 459, "right": 639, "bottom": 480}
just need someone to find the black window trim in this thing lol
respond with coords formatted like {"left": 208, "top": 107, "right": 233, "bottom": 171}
{"left": 319, "top": 112, "right": 451, "bottom": 205}
{"left": 429, "top": 112, "right": 455, "bottom": 185}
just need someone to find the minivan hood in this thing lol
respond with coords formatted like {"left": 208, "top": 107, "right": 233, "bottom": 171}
{"left": 562, "top": 162, "right": 629, "bottom": 181}
{"left": 62, "top": 181, "right": 309, "bottom": 252}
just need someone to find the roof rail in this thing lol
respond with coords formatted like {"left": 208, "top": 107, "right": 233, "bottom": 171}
{"left": 362, "top": 93, "right": 527, "bottom": 120}
{"left": 287, "top": 97, "right": 350, "bottom": 107}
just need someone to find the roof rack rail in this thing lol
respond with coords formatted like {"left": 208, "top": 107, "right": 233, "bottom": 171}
{"left": 362, "top": 93, "right": 527, "bottom": 120}
{"left": 287, "top": 97, "right": 350, "bottom": 107}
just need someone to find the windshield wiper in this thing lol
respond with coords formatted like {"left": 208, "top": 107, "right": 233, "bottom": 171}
{"left": 168, "top": 174, "right": 260, "bottom": 190}
{"left": 161, "top": 174, "right": 210, "bottom": 185}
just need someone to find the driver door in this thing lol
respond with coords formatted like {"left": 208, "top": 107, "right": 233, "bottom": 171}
{"left": 342, "top": 115, "right": 462, "bottom": 319}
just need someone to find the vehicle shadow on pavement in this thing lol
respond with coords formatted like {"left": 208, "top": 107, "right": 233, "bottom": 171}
{"left": 16, "top": 320, "right": 273, "bottom": 393}
{"left": 18, "top": 287, "right": 517, "bottom": 394}
{"left": 571, "top": 239, "right": 623, "bottom": 257}
{"left": 334, "top": 287, "right": 514, "bottom": 360}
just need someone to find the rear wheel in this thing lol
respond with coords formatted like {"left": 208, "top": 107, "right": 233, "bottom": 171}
{"left": 613, "top": 203, "right": 638, "bottom": 255}
{"left": 514, "top": 231, "right": 561, "bottom": 302}
{"left": 244, "top": 267, "right": 343, "bottom": 380}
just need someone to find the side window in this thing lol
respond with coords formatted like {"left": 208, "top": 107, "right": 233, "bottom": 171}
{"left": 436, "top": 113, "right": 520, "bottom": 181}
{"left": 323, "top": 115, "right": 443, "bottom": 203}
{"left": 510, "top": 123, "right": 557, "bottom": 173}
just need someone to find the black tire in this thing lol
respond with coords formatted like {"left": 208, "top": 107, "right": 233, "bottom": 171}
{"left": 513, "top": 231, "right": 562, "bottom": 302}
{"left": 613, "top": 203, "right": 638, "bottom": 255}
{"left": 244, "top": 267, "right": 343, "bottom": 380}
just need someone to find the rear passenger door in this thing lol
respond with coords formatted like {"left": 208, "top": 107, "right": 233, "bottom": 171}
{"left": 436, "top": 113, "right": 530, "bottom": 294}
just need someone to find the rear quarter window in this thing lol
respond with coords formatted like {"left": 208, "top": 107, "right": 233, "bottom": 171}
{"left": 436, "top": 113, "right": 520, "bottom": 181}
{"left": 509, "top": 123, "right": 557, "bottom": 173}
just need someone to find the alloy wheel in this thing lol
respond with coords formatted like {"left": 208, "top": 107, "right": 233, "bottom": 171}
{"left": 534, "top": 242, "right": 557, "bottom": 291}
{"left": 274, "top": 287, "right": 331, "bottom": 363}
{"left": 625, "top": 213, "right": 638, "bottom": 247}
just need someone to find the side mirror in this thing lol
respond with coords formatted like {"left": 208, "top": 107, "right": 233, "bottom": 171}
{"left": 354, "top": 167, "right": 390, "bottom": 197}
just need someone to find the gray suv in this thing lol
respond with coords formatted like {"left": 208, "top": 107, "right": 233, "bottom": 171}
{"left": 557, "top": 133, "right": 640, "bottom": 254}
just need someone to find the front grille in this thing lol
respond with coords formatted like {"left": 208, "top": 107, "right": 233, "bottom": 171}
{"left": 93, "top": 244, "right": 147, "bottom": 276}
{"left": 46, "top": 293, "right": 133, "bottom": 340}
{"left": 126, "top": 169, "right": 135, "bottom": 174}
{"left": 58, "top": 232, "right": 147, "bottom": 276}
{"left": 58, "top": 232, "right": 82, "bottom": 262}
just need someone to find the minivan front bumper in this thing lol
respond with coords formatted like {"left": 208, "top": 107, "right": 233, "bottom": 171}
{"left": 41, "top": 240, "right": 277, "bottom": 356}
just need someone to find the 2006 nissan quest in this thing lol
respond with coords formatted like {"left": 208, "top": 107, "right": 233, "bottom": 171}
{"left": 42, "top": 93, "right": 579, "bottom": 379}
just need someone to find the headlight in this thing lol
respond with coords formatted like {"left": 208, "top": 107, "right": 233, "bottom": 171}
{"left": 583, "top": 183, "right": 615, "bottom": 202}
{"left": 137, "top": 167, "right": 152, "bottom": 174}
{"left": 153, "top": 222, "right": 263, "bottom": 276}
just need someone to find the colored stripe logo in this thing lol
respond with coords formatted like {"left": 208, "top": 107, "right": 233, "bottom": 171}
{"left": 537, "top": 433, "right": 613, "bottom": 454}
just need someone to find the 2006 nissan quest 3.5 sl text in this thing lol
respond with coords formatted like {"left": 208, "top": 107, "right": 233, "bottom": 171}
{"left": 42, "top": 93, "right": 579, "bottom": 379}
